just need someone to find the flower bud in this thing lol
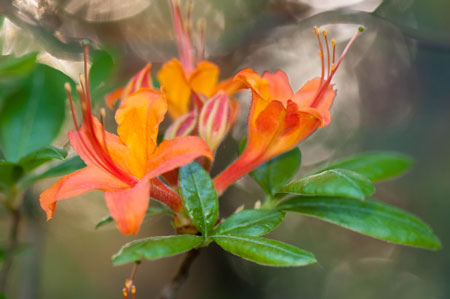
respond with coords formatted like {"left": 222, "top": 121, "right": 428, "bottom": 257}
{"left": 198, "top": 91, "right": 233, "bottom": 152}
{"left": 106, "top": 63, "right": 153, "bottom": 108}
{"left": 164, "top": 110, "right": 198, "bottom": 140}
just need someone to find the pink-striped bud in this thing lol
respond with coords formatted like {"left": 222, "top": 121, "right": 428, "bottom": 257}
{"left": 106, "top": 63, "right": 153, "bottom": 108}
{"left": 198, "top": 91, "right": 233, "bottom": 152}
{"left": 164, "top": 110, "right": 198, "bottom": 140}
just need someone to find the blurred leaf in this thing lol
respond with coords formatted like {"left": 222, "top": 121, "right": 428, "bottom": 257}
{"left": 250, "top": 147, "right": 301, "bottom": 196}
{"left": 213, "top": 209, "right": 284, "bottom": 237}
{"left": 213, "top": 235, "right": 316, "bottom": 267}
{"left": 0, "top": 53, "right": 37, "bottom": 82}
{"left": 112, "top": 235, "right": 203, "bottom": 266}
{"left": 277, "top": 197, "right": 441, "bottom": 250}
{"left": 279, "top": 169, "right": 375, "bottom": 200}
{"left": 178, "top": 162, "right": 218, "bottom": 238}
{"left": 20, "top": 156, "right": 86, "bottom": 187}
{"left": 89, "top": 50, "right": 115, "bottom": 90}
{"left": 0, "top": 161, "right": 23, "bottom": 190}
{"left": 96, "top": 205, "right": 173, "bottom": 229}
{"left": 152, "top": 78, "right": 160, "bottom": 89}
{"left": 0, "top": 64, "right": 70, "bottom": 162}
{"left": 18, "top": 145, "right": 67, "bottom": 173}
{"left": 316, "top": 152, "right": 414, "bottom": 182}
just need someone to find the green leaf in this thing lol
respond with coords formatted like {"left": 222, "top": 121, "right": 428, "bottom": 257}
{"left": 277, "top": 197, "right": 441, "bottom": 250}
{"left": 213, "top": 209, "right": 284, "bottom": 237}
{"left": 20, "top": 156, "right": 86, "bottom": 187}
{"left": 178, "top": 162, "right": 218, "bottom": 238}
{"left": 279, "top": 169, "right": 375, "bottom": 200}
{"left": 250, "top": 147, "right": 301, "bottom": 196}
{"left": 89, "top": 50, "right": 114, "bottom": 90}
{"left": 0, "top": 64, "right": 71, "bottom": 162}
{"left": 96, "top": 206, "right": 173, "bottom": 229}
{"left": 213, "top": 235, "right": 316, "bottom": 267}
{"left": 0, "top": 53, "right": 37, "bottom": 82}
{"left": 0, "top": 161, "right": 22, "bottom": 190}
{"left": 316, "top": 151, "right": 414, "bottom": 182}
{"left": 18, "top": 145, "right": 67, "bottom": 173}
{"left": 112, "top": 235, "right": 203, "bottom": 265}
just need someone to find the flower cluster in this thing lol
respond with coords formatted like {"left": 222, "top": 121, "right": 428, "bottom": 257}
{"left": 39, "top": 0, "right": 362, "bottom": 235}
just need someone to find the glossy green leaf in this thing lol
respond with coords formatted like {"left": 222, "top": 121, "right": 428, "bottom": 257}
{"left": 213, "top": 235, "right": 316, "bottom": 267}
{"left": 277, "top": 197, "right": 441, "bottom": 250}
{"left": 279, "top": 169, "right": 375, "bottom": 200}
{"left": 316, "top": 151, "right": 414, "bottom": 182}
{"left": 20, "top": 156, "right": 86, "bottom": 187}
{"left": 178, "top": 162, "right": 218, "bottom": 238}
{"left": 96, "top": 206, "right": 173, "bottom": 229}
{"left": 112, "top": 235, "right": 203, "bottom": 265}
{"left": 18, "top": 146, "right": 67, "bottom": 173}
{"left": 213, "top": 209, "right": 284, "bottom": 237}
{"left": 250, "top": 147, "right": 301, "bottom": 196}
{"left": 0, "top": 64, "right": 70, "bottom": 162}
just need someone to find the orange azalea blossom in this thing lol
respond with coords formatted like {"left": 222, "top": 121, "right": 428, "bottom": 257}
{"left": 157, "top": 0, "right": 242, "bottom": 120}
{"left": 213, "top": 27, "right": 363, "bottom": 194}
{"left": 40, "top": 47, "right": 212, "bottom": 235}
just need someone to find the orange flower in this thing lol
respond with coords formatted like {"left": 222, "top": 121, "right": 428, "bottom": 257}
{"left": 40, "top": 47, "right": 212, "bottom": 235}
{"left": 213, "top": 27, "right": 363, "bottom": 194}
{"left": 157, "top": 0, "right": 243, "bottom": 120}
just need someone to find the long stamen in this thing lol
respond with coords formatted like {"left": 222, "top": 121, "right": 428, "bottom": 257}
{"left": 169, "top": 0, "right": 195, "bottom": 72}
{"left": 99, "top": 108, "right": 111, "bottom": 157}
{"left": 75, "top": 44, "right": 138, "bottom": 186}
{"left": 82, "top": 42, "right": 91, "bottom": 105}
{"left": 323, "top": 29, "right": 330, "bottom": 77}
{"left": 65, "top": 83, "right": 80, "bottom": 131}
{"left": 196, "top": 19, "right": 205, "bottom": 62}
{"left": 331, "top": 39, "right": 336, "bottom": 66}
{"left": 311, "top": 27, "right": 363, "bottom": 108}
{"left": 186, "top": 0, "right": 193, "bottom": 37}
{"left": 314, "top": 26, "right": 325, "bottom": 83}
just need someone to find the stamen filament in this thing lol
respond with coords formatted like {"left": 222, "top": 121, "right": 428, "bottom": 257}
{"left": 311, "top": 27, "right": 363, "bottom": 108}
{"left": 331, "top": 39, "right": 336, "bottom": 65}
{"left": 314, "top": 26, "right": 325, "bottom": 83}
{"left": 196, "top": 19, "right": 205, "bottom": 62}
{"left": 65, "top": 83, "right": 80, "bottom": 131}
{"left": 323, "top": 30, "right": 330, "bottom": 77}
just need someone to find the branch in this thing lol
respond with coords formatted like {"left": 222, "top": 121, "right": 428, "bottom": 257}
{"left": 157, "top": 249, "right": 200, "bottom": 299}
{"left": 0, "top": 204, "right": 22, "bottom": 293}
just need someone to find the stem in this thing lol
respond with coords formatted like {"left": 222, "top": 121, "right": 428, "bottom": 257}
{"left": 157, "top": 249, "right": 200, "bottom": 299}
{"left": 128, "top": 261, "right": 140, "bottom": 294}
{"left": 0, "top": 198, "right": 22, "bottom": 293}
{"left": 261, "top": 195, "right": 277, "bottom": 209}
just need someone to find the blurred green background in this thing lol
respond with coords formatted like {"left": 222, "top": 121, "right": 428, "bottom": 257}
{"left": 1, "top": 0, "right": 449, "bottom": 298}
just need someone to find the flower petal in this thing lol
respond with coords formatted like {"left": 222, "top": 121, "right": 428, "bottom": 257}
{"left": 235, "top": 68, "right": 271, "bottom": 129}
{"left": 68, "top": 117, "right": 131, "bottom": 174}
{"left": 263, "top": 101, "right": 322, "bottom": 159}
{"left": 189, "top": 61, "right": 219, "bottom": 97}
{"left": 157, "top": 58, "right": 191, "bottom": 119}
{"left": 262, "top": 70, "right": 294, "bottom": 102}
{"left": 214, "top": 77, "right": 245, "bottom": 96}
{"left": 115, "top": 88, "right": 167, "bottom": 178}
{"left": 145, "top": 136, "right": 213, "bottom": 179}
{"left": 105, "top": 87, "right": 125, "bottom": 109}
{"left": 105, "top": 178, "right": 151, "bottom": 235}
{"left": 293, "top": 77, "right": 336, "bottom": 127}
{"left": 40, "top": 166, "right": 128, "bottom": 220}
